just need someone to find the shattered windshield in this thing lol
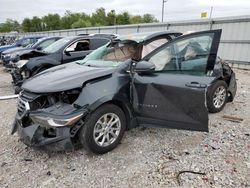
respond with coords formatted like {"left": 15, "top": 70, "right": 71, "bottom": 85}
{"left": 77, "top": 40, "right": 141, "bottom": 67}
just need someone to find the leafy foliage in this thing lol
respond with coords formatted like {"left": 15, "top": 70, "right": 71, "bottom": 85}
{"left": 0, "top": 19, "right": 20, "bottom": 33}
{"left": 0, "top": 8, "right": 158, "bottom": 33}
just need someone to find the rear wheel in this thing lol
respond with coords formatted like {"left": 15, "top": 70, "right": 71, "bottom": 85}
{"left": 79, "top": 104, "right": 126, "bottom": 154}
{"left": 207, "top": 80, "right": 228, "bottom": 113}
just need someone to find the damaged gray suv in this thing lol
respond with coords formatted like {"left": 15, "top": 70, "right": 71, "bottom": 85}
{"left": 11, "top": 30, "right": 237, "bottom": 154}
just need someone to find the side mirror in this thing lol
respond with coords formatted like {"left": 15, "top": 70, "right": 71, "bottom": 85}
{"left": 36, "top": 46, "right": 42, "bottom": 51}
{"left": 134, "top": 61, "right": 155, "bottom": 73}
{"left": 64, "top": 48, "right": 74, "bottom": 56}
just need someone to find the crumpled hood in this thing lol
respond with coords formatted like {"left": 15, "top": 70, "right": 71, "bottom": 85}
{"left": 22, "top": 62, "right": 115, "bottom": 93}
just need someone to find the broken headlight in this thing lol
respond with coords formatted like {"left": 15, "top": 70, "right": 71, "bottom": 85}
{"left": 21, "top": 69, "right": 30, "bottom": 79}
{"left": 30, "top": 113, "right": 83, "bottom": 127}
{"left": 10, "top": 52, "right": 17, "bottom": 59}
{"left": 16, "top": 60, "right": 28, "bottom": 68}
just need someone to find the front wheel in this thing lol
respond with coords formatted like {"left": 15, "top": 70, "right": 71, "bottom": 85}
{"left": 79, "top": 104, "right": 126, "bottom": 154}
{"left": 207, "top": 80, "right": 228, "bottom": 113}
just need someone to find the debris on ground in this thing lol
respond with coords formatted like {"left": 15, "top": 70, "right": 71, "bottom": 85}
{"left": 0, "top": 67, "right": 249, "bottom": 187}
{"left": 222, "top": 115, "right": 244, "bottom": 123}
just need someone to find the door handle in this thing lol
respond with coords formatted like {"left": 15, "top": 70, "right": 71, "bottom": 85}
{"left": 185, "top": 82, "right": 207, "bottom": 88}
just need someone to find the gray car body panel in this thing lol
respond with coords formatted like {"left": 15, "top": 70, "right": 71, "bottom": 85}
{"left": 2, "top": 47, "right": 24, "bottom": 54}
{"left": 22, "top": 62, "right": 115, "bottom": 93}
{"left": 23, "top": 53, "right": 62, "bottom": 71}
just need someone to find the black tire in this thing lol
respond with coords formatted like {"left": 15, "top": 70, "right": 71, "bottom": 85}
{"left": 207, "top": 80, "right": 228, "bottom": 113}
{"left": 79, "top": 104, "right": 126, "bottom": 154}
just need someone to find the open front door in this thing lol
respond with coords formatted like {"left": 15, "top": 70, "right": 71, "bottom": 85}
{"left": 132, "top": 30, "right": 222, "bottom": 132}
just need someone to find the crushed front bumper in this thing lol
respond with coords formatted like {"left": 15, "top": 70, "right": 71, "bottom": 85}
{"left": 12, "top": 99, "right": 88, "bottom": 151}
{"left": 10, "top": 68, "right": 23, "bottom": 86}
{"left": 12, "top": 118, "right": 76, "bottom": 151}
{"left": 2, "top": 57, "right": 11, "bottom": 65}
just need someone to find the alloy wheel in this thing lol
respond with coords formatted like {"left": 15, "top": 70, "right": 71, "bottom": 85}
{"left": 213, "top": 86, "right": 226, "bottom": 109}
{"left": 93, "top": 113, "right": 121, "bottom": 147}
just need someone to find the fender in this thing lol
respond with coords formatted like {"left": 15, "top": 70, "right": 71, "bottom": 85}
{"left": 32, "top": 64, "right": 54, "bottom": 76}
{"left": 73, "top": 72, "right": 137, "bottom": 129}
{"left": 24, "top": 54, "right": 61, "bottom": 72}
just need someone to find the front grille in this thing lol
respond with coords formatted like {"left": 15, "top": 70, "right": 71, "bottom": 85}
{"left": 17, "top": 91, "right": 40, "bottom": 118}
{"left": 20, "top": 91, "right": 40, "bottom": 102}
{"left": 17, "top": 97, "right": 30, "bottom": 118}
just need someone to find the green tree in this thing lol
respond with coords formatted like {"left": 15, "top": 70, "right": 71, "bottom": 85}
{"left": 106, "top": 10, "right": 116, "bottom": 25}
{"left": 22, "top": 18, "right": 32, "bottom": 32}
{"left": 61, "top": 11, "right": 92, "bottom": 29}
{"left": 91, "top": 8, "right": 107, "bottom": 26}
{"left": 42, "top": 14, "right": 61, "bottom": 30}
{"left": 116, "top": 12, "right": 130, "bottom": 25}
{"left": 30, "top": 16, "right": 42, "bottom": 32}
{"left": 61, "top": 11, "right": 74, "bottom": 29}
{"left": 72, "top": 19, "right": 92, "bottom": 28}
{"left": 130, "top": 15, "right": 143, "bottom": 24}
{"left": 0, "top": 19, "right": 20, "bottom": 32}
{"left": 143, "top": 14, "right": 158, "bottom": 23}
{"left": 0, "top": 8, "right": 159, "bottom": 33}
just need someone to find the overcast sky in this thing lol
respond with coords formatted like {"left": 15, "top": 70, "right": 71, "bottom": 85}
{"left": 1, "top": 0, "right": 250, "bottom": 23}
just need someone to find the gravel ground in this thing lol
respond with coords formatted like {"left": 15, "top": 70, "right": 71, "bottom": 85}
{"left": 0, "top": 65, "right": 249, "bottom": 188}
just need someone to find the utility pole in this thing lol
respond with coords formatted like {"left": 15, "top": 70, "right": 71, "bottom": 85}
{"left": 111, "top": 10, "right": 116, "bottom": 25}
{"left": 209, "top": 6, "right": 213, "bottom": 19}
{"left": 161, "top": 0, "right": 168, "bottom": 22}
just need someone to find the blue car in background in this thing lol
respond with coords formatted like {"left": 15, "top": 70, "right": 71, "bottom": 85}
{"left": 0, "top": 36, "right": 44, "bottom": 60}
{"left": 2, "top": 36, "right": 62, "bottom": 65}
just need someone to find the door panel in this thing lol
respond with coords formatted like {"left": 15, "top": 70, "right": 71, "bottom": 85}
{"left": 133, "top": 73, "right": 215, "bottom": 131}
{"left": 132, "top": 30, "right": 222, "bottom": 132}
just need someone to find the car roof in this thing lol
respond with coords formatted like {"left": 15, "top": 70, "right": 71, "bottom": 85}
{"left": 117, "top": 31, "right": 182, "bottom": 44}
{"left": 34, "top": 36, "right": 62, "bottom": 45}
{"left": 40, "top": 36, "right": 62, "bottom": 40}
{"left": 64, "top": 35, "right": 114, "bottom": 41}
{"left": 20, "top": 36, "right": 45, "bottom": 40}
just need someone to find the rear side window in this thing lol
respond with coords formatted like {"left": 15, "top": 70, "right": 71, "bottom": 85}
{"left": 89, "top": 38, "right": 110, "bottom": 50}
{"left": 66, "top": 40, "right": 90, "bottom": 52}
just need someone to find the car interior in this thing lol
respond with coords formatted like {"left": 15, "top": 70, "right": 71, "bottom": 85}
{"left": 103, "top": 42, "right": 141, "bottom": 62}
{"left": 149, "top": 34, "right": 213, "bottom": 73}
